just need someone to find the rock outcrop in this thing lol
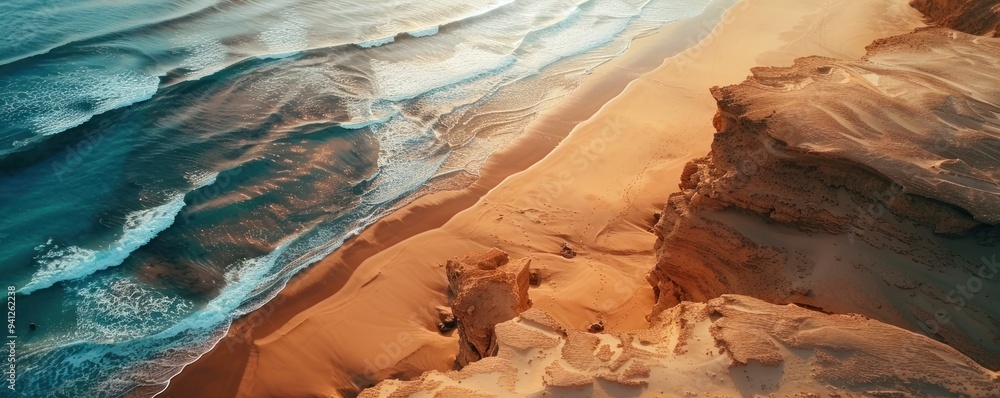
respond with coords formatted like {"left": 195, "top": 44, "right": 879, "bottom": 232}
{"left": 445, "top": 248, "right": 532, "bottom": 367}
{"left": 911, "top": 0, "right": 1000, "bottom": 37}
{"left": 649, "top": 28, "right": 1000, "bottom": 369}
{"left": 360, "top": 295, "right": 999, "bottom": 397}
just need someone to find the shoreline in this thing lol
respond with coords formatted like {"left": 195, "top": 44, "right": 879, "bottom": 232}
{"left": 160, "top": 0, "right": 927, "bottom": 396}
{"left": 158, "top": 1, "right": 741, "bottom": 396}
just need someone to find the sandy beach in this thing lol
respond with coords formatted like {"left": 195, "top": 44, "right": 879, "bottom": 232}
{"left": 161, "top": 0, "right": 927, "bottom": 396}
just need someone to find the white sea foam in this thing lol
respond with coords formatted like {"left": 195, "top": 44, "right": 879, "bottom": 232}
{"left": 259, "top": 10, "right": 310, "bottom": 56}
{"left": 19, "top": 196, "right": 188, "bottom": 294}
{"left": 585, "top": 0, "right": 651, "bottom": 18}
{"left": 79, "top": 216, "right": 380, "bottom": 396}
{"left": 339, "top": 113, "right": 395, "bottom": 130}
{"left": 338, "top": 98, "right": 399, "bottom": 129}
{"left": 152, "top": 253, "right": 283, "bottom": 339}
{"left": 73, "top": 276, "right": 196, "bottom": 343}
{"left": 178, "top": 38, "right": 228, "bottom": 72}
{"left": 513, "top": 5, "right": 635, "bottom": 72}
{"left": 17, "top": 251, "right": 289, "bottom": 397}
{"left": 637, "top": 0, "right": 711, "bottom": 23}
{"left": 20, "top": 172, "right": 220, "bottom": 295}
{"left": 184, "top": 170, "right": 220, "bottom": 187}
{"left": 370, "top": 43, "right": 515, "bottom": 101}
{"left": 0, "top": 65, "right": 158, "bottom": 138}
{"left": 363, "top": 117, "right": 449, "bottom": 204}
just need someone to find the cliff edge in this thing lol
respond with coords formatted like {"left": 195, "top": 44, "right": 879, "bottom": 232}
{"left": 911, "top": 0, "right": 1000, "bottom": 36}
{"left": 648, "top": 27, "right": 1000, "bottom": 369}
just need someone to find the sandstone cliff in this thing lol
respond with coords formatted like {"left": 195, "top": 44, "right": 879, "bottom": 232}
{"left": 911, "top": 0, "right": 1000, "bottom": 36}
{"left": 360, "top": 295, "right": 999, "bottom": 397}
{"left": 648, "top": 27, "right": 1000, "bottom": 369}
{"left": 445, "top": 248, "right": 532, "bottom": 367}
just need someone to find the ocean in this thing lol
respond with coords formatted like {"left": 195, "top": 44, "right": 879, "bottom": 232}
{"left": 0, "top": 0, "right": 711, "bottom": 396}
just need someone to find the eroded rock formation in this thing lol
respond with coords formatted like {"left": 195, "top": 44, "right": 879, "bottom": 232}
{"left": 649, "top": 28, "right": 1000, "bottom": 368}
{"left": 911, "top": 0, "right": 1000, "bottom": 36}
{"left": 445, "top": 248, "right": 532, "bottom": 367}
{"left": 360, "top": 295, "right": 999, "bottom": 397}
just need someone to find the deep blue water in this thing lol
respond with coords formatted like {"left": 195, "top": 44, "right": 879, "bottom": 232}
{"left": 0, "top": 0, "right": 711, "bottom": 396}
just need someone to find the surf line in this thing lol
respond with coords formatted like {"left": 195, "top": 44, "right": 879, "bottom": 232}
{"left": 5, "top": 286, "right": 16, "bottom": 392}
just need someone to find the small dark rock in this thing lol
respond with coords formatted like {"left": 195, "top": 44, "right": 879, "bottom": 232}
{"left": 437, "top": 315, "right": 458, "bottom": 334}
{"left": 587, "top": 321, "right": 604, "bottom": 333}
{"left": 28, "top": 323, "right": 37, "bottom": 331}
{"left": 559, "top": 243, "right": 577, "bottom": 259}
{"left": 529, "top": 269, "right": 541, "bottom": 287}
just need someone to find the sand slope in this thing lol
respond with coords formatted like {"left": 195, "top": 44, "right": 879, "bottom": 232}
{"left": 361, "top": 295, "right": 999, "bottom": 397}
